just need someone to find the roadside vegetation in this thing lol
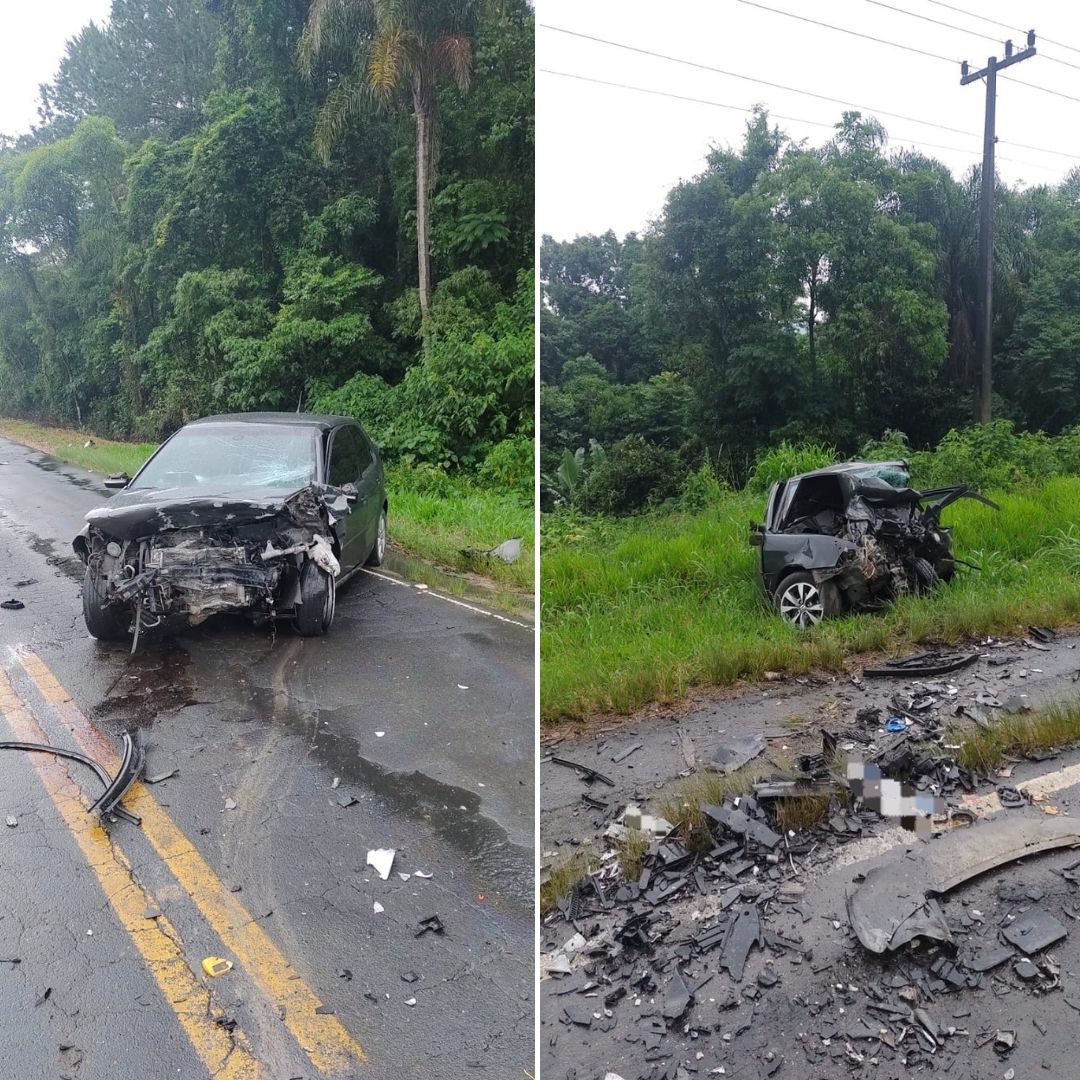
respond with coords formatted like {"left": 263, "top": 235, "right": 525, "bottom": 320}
{"left": 0, "top": 418, "right": 533, "bottom": 598}
{"left": 0, "top": 0, "right": 533, "bottom": 585}
{"left": 542, "top": 425, "right": 1080, "bottom": 723}
{"left": 541, "top": 107, "right": 1080, "bottom": 725}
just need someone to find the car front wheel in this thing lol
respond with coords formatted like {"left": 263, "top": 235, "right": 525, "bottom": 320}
{"left": 82, "top": 564, "right": 131, "bottom": 641}
{"left": 294, "top": 559, "right": 336, "bottom": 637}
{"left": 774, "top": 572, "right": 838, "bottom": 629}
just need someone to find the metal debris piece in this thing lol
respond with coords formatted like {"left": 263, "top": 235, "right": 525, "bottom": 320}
{"left": 549, "top": 755, "right": 615, "bottom": 787}
{"left": 1001, "top": 909, "right": 1068, "bottom": 955}
{"left": 707, "top": 733, "right": 767, "bottom": 775}
{"left": 848, "top": 814, "right": 1080, "bottom": 952}
{"left": 145, "top": 768, "right": 178, "bottom": 784}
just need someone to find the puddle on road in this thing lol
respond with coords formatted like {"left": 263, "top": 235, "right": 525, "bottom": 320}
{"left": 25, "top": 452, "right": 96, "bottom": 490}
{"left": 91, "top": 639, "right": 202, "bottom": 728}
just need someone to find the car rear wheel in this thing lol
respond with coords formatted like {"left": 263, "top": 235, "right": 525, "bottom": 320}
{"left": 82, "top": 564, "right": 130, "bottom": 641}
{"left": 774, "top": 572, "right": 838, "bottom": 629}
{"left": 365, "top": 507, "right": 387, "bottom": 567}
{"left": 294, "top": 559, "right": 336, "bottom": 637}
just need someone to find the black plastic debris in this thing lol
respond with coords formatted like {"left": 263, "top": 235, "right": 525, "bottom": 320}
{"left": 549, "top": 756, "right": 615, "bottom": 787}
{"left": 662, "top": 967, "right": 691, "bottom": 1020}
{"left": 1001, "top": 909, "right": 1068, "bottom": 955}
{"left": 707, "top": 733, "right": 767, "bottom": 775}
{"left": 864, "top": 650, "right": 978, "bottom": 678}
{"left": 12, "top": 579, "right": 36, "bottom": 588}
{"left": 0, "top": 599, "right": 24, "bottom": 611}
{"left": 720, "top": 904, "right": 761, "bottom": 981}
{"left": 701, "top": 803, "right": 781, "bottom": 849}
{"left": 611, "top": 742, "right": 643, "bottom": 764}
{"left": 415, "top": 914, "right": 445, "bottom": 938}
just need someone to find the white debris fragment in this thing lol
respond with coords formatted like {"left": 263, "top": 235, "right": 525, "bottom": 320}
{"left": 332, "top": 777, "right": 341, "bottom": 789}
{"left": 405, "top": 997, "right": 417, "bottom": 1006}
{"left": 5, "top": 815, "right": 15, "bottom": 828}
{"left": 375, "top": 731, "right": 385, "bottom": 738}
{"left": 366, "top": 848, "right": 396, "bottom": 880}
{"left": 224, "top": 798, "right": 237, "bottom": 811}
{"left": 414, "top": 871, "right": 433, "bottom": 879}
{"left": 414, "top": 584, "right": 429, "bottom": 591}
{"left": 457, "top": 684, "right": 469, "bottom": 690}
{"left": 488, "top": 537, "right": 522, "bottom": 563}
{"left": 373, "top": 902, "right": 384, "bottom": 914}
{"left": 397, "top": 873, "right": 411, "bottom": 882}
{"left": 309, "top": 534, "right": 341, "bottom": 575}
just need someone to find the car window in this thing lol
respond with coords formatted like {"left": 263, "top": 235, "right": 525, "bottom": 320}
{"left": 131, "top": 423, "right": 317, "bottom": 490}
{"left": 328, "top": 426, "right": 372, "bottom": 486}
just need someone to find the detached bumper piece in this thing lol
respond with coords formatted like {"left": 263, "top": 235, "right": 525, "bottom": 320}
{"left": 0, "top": 731, "right": 144, "bottom": 826}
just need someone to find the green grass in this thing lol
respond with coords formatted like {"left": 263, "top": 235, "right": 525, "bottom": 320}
{"left": 541, "top": 476, "right": 1080, "bottom": 724}
{"left": 950, "top": 699, "right": 1080, "bottom": 773}
{"left": 0, "top": 419, "right": 533, "bottom": 607}
{"left": 540, "top": 850, "right": 596, "bottom": 916}
{"left": 0, "top": 419, "right": 156, "bottom": 477}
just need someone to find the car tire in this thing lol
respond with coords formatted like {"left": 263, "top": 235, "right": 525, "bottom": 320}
{"left": 365, "top": 506, "right": 387, "bottom": 567}
{"left": 294, "top": 559, "right": 336, "bottom": 637}
{"left": 82, "top": 564, "right": 130, "bottom": 641}
{"left": 774, "top": 572, "right": 840, "bottom": 629}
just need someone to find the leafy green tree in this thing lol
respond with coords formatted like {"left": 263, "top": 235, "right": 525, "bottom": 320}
{"left": 299, "top": 0, "right": 480, "bottom": 330}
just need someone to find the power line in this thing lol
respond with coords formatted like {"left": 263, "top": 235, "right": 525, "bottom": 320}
{"left": 735, "top": 0, "right": 958, "bottom": 63}
{"left": 868, "top": 0, "right": 1080, "bottom": 73}
{"left": 738, "top": 0, "right": 1080, "bottom": 105}
{"left": 923, "top": 0, "right": 1080, "bottom": 58}
{"left": 540, "top": 23, "right": 974, "bottom": 137}
{"left": 539, "top": 68, "right": 1065, "bottom": 175}
{"left": 539, "top": 23, "right": 1080, "bottom": 163}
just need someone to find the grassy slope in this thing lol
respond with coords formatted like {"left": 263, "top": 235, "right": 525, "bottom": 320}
{"left": 0, "top": 419, "right": 533, "bottom": 602}
{"left": 541, "top": 477, "right": 1080, "bottom": 723}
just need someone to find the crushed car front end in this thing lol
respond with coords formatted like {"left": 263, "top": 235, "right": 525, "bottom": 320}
{"left": 74, "top": 485, "right": 349, "bottom": 636}
{"left": 752, "top": 462, "right": 999, "bottom": 627}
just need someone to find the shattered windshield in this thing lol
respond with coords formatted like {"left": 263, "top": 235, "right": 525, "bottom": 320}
{"left": 131, "top": 423, "right": 317, "bottom": 491}
{"left": 851, "top": 463, "right": 911, "bottom": 488}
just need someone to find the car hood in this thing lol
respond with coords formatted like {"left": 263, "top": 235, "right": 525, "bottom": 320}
{"left": 83, "top": 483, "right": 344, "bottom": 541}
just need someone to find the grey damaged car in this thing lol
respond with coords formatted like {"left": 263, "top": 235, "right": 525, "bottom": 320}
{"left": 74, "top": 413, "right": 387, "bottom": 642}
{"left": 750, "top": 460, "right": 998, "bottom": 629}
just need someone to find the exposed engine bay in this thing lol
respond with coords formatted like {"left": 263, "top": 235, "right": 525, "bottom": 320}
{"left": 74, "top": 484, "right": 351, "bottom": 635}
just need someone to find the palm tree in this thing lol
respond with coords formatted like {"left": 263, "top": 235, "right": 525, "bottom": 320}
{"left": 299, "top": 0, "right": 478, "bottom": 338}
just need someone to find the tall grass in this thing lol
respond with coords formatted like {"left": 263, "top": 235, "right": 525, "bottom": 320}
{"left": 541, "top": 476, "right": 1080, "bottom": 723}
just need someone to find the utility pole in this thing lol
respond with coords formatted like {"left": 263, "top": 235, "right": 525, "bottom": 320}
{"left": 961, "top": 32, "right": 1036, "bottom": 424}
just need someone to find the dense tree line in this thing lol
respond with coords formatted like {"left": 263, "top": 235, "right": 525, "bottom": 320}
{"left": 0, "top": 0, "right": 533, "bottom": 474}
{"left": 540, "top": 109, "right": 1080, "bottom": 507}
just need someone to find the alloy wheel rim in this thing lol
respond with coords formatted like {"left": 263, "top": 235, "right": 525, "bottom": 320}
{"left": 377, "top": 512, "right": 386, "bottom": 561}
{"left": 779, "top": 581, "right": 824, "bottom": 628}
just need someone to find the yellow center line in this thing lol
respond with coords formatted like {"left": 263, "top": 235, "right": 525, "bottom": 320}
{"left": 16, "top": 649, "right": 367, "bottom": 1075}
{"left": 0, "top": 670, "right": 261, "bottom": 1080}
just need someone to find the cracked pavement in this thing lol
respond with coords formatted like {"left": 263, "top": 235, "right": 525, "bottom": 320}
{"left": 0, "top": 435, "right": 535, "bottom": 1079}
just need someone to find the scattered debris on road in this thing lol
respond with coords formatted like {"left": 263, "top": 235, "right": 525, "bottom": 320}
{"left": 367, "top": 848, "right": 395, "bottom": 880}
{"left": 1, "top": 599, "right": 25, "bottom": 610}
{"left": 201, "top": 957, "right": 233, "bottom": 977}
{"left": 548, "top": 755, "right": 615, "bottom": 787}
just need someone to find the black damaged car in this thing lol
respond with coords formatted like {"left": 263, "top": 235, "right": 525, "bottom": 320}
{"left": 74, "top": 413, "right": 387, "bottom": 642}
{"left": 750, "top": 460, "right": 998, "bottom": 629}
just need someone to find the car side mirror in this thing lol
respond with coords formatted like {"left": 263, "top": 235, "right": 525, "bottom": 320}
{"left": 104, "top": 472, "right": 130, "bottom": 489}
{"left": 341, "top": 482, "right": 358, "bottom": 502}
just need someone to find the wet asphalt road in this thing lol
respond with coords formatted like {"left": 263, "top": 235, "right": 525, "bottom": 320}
{"left": 0, "top": 435, "right": 534, "bottom": 1080}
{"left": 541, "top": 637, "right": 1080, "bottom": 1078}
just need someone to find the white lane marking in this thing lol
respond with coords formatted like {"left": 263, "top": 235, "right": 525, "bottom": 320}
{"left": 806, "top": 757, "right": 1080, "bottom": 882}
{"left": 356, "top": 566, "right": 533, "bottom": 631}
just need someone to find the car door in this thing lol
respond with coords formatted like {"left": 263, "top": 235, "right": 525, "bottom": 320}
{"left": 326, "top": 424, "right": 377, "bottom": 570}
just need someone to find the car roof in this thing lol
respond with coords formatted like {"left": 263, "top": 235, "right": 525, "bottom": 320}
{"left": 185, "top": 412, "right": 356, "bottom": 433}
{"left": 786, "top": 460, "right": 909, "bottom": 483}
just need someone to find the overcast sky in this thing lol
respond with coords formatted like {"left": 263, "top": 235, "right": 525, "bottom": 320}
{"left": 0, "top": 1, "right": 113, "bottom": 138}
{"left": 538, "top": 0, "right": 1080, "bottom": 241}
